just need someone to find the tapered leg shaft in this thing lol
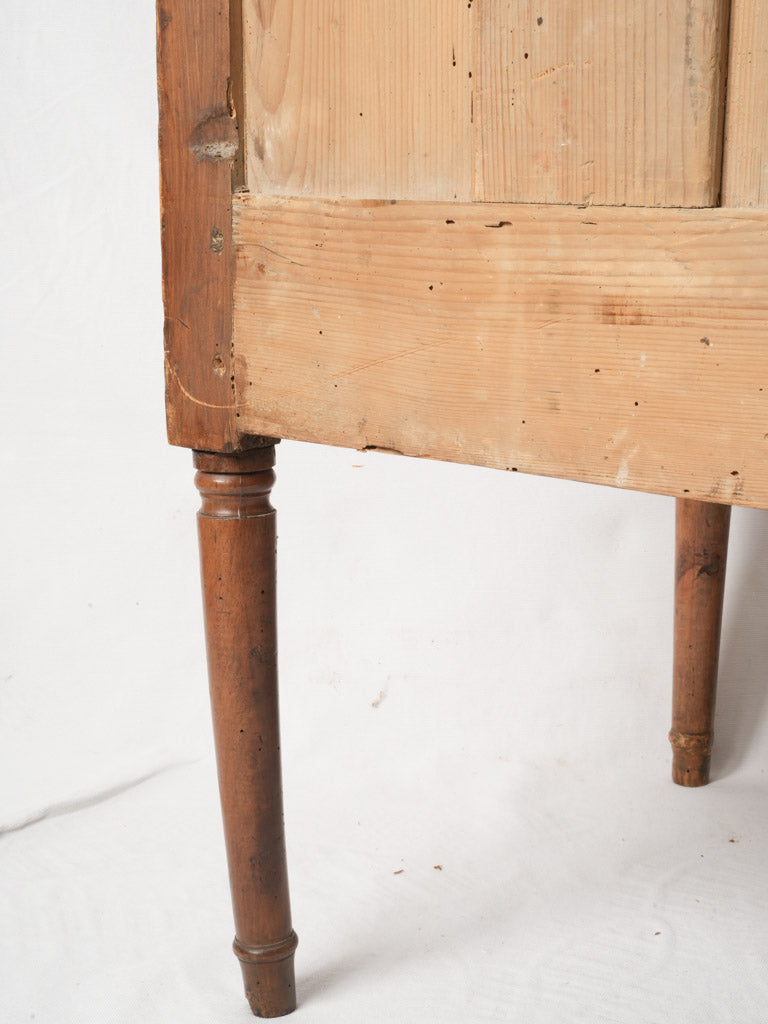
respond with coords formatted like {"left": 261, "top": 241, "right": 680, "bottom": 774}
{"left": 194, "top": 446, "right": 297, "bottom": 1017}
{"left": 670, "top": 498, "right": 731, "bottom": 787}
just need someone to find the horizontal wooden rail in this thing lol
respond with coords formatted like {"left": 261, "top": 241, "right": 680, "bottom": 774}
{"left": 233, "top": 196, "right": 768, "bottom": 508}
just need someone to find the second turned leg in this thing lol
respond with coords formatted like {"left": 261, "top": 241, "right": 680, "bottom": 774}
{"left": 194, "top": 445, "right": 297, "bottom": 1017}
{"left": 670, "top": 497, "right": 731, "bottom": 787}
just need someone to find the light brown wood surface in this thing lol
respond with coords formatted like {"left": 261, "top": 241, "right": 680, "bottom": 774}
{"left": 243, "top": 0, "right": 473, "bottom": 200}
{"left": 474, "top": 0, "right": 729, "bottom": 206}
{"left": 243, "top": 0, "right": 728, "bottom": 206}
{"left": 232, "top": 195, "right": 768, "bottom": 507}
{"left": 722, "top": 0, "right": 768, "bottom": 208}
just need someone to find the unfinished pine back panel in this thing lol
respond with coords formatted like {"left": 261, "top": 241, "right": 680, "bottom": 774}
{"left": 242, "top": 0, "right": 728, "bottom": 205}
{"left": 165, "top": 0, "right": 768, "bottom": 508}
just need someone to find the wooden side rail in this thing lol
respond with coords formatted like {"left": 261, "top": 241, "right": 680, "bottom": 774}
{"left": 233, "top": 197, "right": 768, "bottom": 508}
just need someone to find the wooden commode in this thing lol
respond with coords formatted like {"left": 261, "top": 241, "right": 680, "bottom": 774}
{"left": 156, "top": 1, "right": 767, "bottom": 1015}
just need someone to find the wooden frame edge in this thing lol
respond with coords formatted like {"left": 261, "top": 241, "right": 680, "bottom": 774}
{"left": 157, "top": 0, "right": 249, "bottom": 453}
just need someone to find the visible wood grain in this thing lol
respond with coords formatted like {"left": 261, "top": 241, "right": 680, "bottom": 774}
{"left": 722, "top": 0, "right": 768, "bottom": 208}
{"left": 157, "top": 0, "right": 241, "bottom": 451}
{"left": 195, "top": 447, "right": 298, "bottom": 1018}
{"left": 670, "top": 499, "right": 730, "bottom": 786}
{"left": 232, "top": 195, "right": 768, "bottom": 507}
{"left": 474, "top": 0, "right": 730, "bottom": 206}
{"left": 243, "top": 0, "right": 473, "bottom": 200}
{"left": 668, "top": 1, "right": 752, "bottom": 789}
{"left": 242, "top": 0, "right": 728, "bottom": 206}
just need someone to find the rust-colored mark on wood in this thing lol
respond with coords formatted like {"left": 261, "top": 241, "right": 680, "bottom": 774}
{"left": 600, "top": 299, "right": 653, "bottom": 326}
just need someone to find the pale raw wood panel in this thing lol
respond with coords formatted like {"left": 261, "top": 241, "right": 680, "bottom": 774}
{"left": 242, "top": 0, "right": 728, "bottom": 206}
{"left": 232, "top": 196, "right": 768, "bottom": 508}
{"left": 722, "top": 0, "right": 768, "bottom": 208}
{"left": 242, "top": 0, "right": 473, "bottom": 199}
{"left": 474, "top": 0, "right": 729, "bottom": 206}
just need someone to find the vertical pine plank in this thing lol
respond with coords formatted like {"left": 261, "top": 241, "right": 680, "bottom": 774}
{"left": 722, "top": 0, "right": 768, "bottom": 208}
{"left": 243, "top": 1, "right": 728, "bottom": 207}
{"left": 473, "top": 0, "right": 730, "bottom": 206}
{"left": 243, "top": 0, "right": 473, "bottom": 199}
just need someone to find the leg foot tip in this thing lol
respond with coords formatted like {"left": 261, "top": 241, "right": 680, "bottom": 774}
{"left": 235, "top": 934, "right": 298, "bottom": 1018}
{"left": 241, "top": 958, "right": 297, "bottom": 1018}
{"left": 669, "top": 731, "right": 712, "bottom": 787}
{"left": 671, "top": 757, "right": 711, "bottom": 787}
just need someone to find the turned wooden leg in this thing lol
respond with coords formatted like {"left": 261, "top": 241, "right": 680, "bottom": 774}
{"left": 670, "top": 498, "right": 731, "bottom": 787}
{"left": 194, "top": 445, "right": 297, "bottom": 1017}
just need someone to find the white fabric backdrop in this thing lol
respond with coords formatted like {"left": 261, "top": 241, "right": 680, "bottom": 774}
{"left": 2, "top": 4, "right": 768, "bottom": 1021}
